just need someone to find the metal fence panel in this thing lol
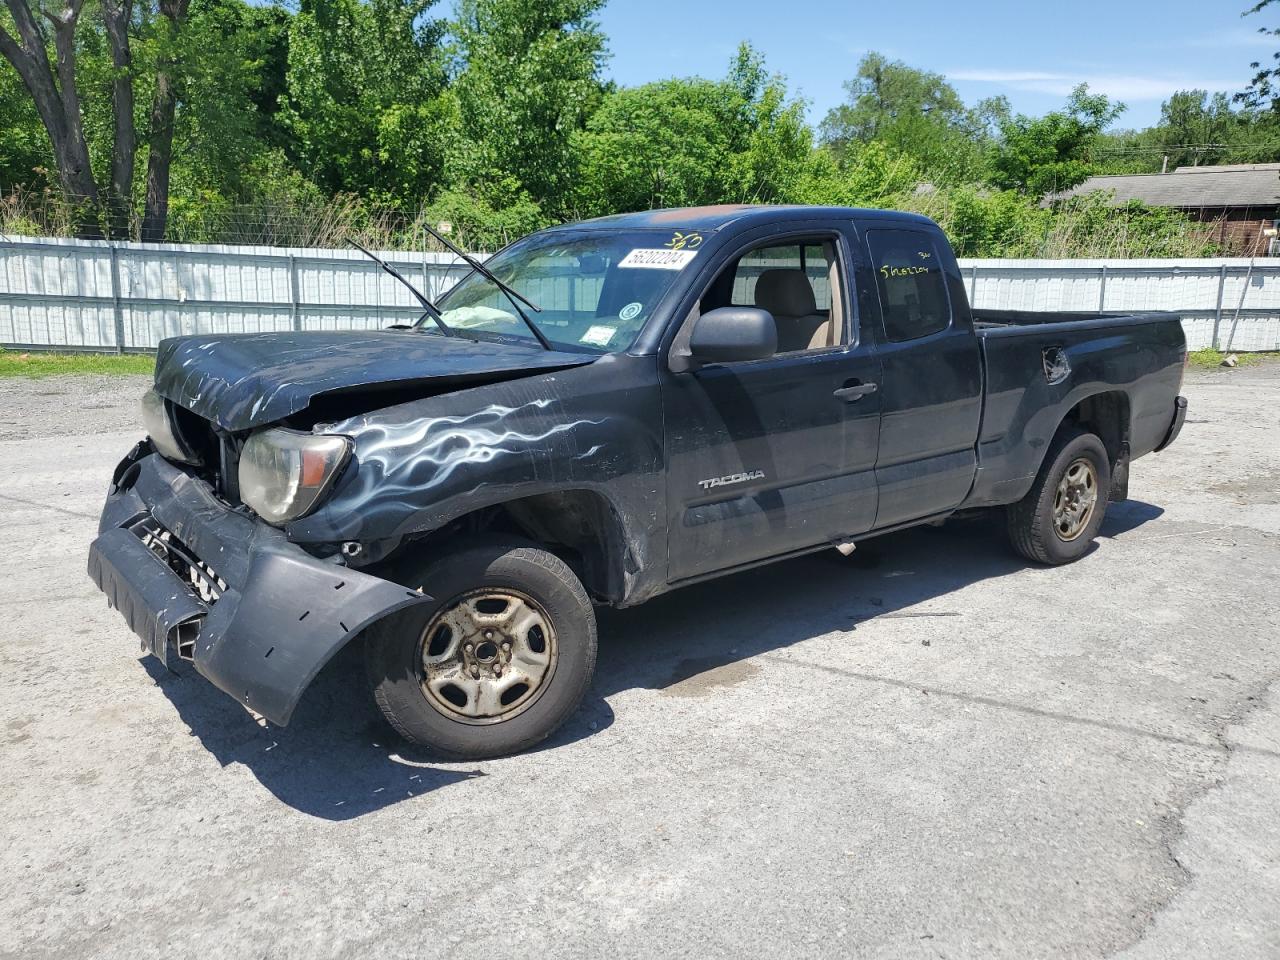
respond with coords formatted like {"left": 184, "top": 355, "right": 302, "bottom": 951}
{"left": 3, "top": 237, "right": 1280, "bottom": 352}
{"left": 959, "top": 257, "right": 1280, "bottom": 351}
{"left": 0, "top": 237, "right": 473, "bottom": 351}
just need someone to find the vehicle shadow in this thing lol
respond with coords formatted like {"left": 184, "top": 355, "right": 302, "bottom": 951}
{"left": 146, "top": 500, "right": 1163, "bottom": 820}
{"left": 594, "top": 516, "right": 1010, "bottom": 698}
{"left": 143, "top": 642, "right": 615, "bottom": 821}
{"left": 594, "top": 500, "right": 1163, "bottom": 699}
{"left": 1097, "top": 498, "right": 1165, "bottom": 537}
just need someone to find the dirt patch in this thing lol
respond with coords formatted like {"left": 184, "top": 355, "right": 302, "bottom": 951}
{"left": 0, "top": 373, "right": 151, "bottom": 441}
{"left": 661, "top": 658, "right": 761, "bottom": 697}
{"left": 1210, "top": 473, "right": 1280, "bottom": 505}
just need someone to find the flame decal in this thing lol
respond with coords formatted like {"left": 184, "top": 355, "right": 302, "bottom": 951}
{"left": 335, "top": 400, "right": 602, "bottom": 510}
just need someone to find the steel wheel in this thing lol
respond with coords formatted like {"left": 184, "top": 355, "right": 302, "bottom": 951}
{"left": 1052, "top": 457, "right": 1098, "bottom": 542}
{"left": 418, "top": 589, "right": 558, "bottom": 725}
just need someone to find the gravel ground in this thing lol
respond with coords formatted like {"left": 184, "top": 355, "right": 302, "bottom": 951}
{"left": 0, "top": 374, "right": 152, "bottom": 441}
{"left": 0, "top": 365, "right": 1277, "bottom": 959}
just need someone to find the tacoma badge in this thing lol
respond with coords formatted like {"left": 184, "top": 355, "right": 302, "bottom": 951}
{"left": 698, "top": 470, "right": 765, "bottom": 490}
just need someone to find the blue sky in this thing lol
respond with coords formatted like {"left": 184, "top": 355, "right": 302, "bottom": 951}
{"left": 594, "top": 0, "right": 1275, "bottom": 130}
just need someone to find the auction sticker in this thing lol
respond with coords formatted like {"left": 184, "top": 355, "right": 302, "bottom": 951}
{"left": 618, "top": 248, "right": 698, "bottom": 270}
{"left": 580, "top": 324, "right": 617, "bottom": 347}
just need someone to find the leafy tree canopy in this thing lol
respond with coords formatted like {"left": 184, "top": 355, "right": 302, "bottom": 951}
{"left": 988, "top": 85, "right": 1124, "bottom": 195}
{"left": 0, "top": 2, "right": 1269, "bottom": 260}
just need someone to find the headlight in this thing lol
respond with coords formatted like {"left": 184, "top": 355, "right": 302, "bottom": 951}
{"left": 140, "top": 389, "right": 198, "bottom": 464}
{"left": 239, "top": 428, "right": 352, "bottom": 525}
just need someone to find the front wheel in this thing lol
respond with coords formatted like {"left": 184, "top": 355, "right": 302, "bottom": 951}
{"left": 365, "top": 537, "right": 597, "bottom": 759}
{"left": 1006, "top": 428, "right": 1111, "bottom": 565}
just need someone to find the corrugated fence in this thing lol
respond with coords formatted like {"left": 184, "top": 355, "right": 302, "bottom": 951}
{"left": 959, "top": 257, "right": 1280, "bottom": 353}
{"left": 2, "top": 236, "right": 1278, "bottom": 352}
{"left": 0, "top": 237, "right": 472, "bottom": 352}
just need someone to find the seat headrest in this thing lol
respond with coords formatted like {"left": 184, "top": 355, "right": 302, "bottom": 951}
{"left": 754, "top": 269, "right": 817, "bottom": 318}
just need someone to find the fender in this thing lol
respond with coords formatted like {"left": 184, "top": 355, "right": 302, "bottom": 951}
{"left": 287, "top": 356, "right": 668, "bottom": 598}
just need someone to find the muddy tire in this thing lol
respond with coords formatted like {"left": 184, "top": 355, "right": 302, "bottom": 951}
{"left": 1006, "top": 428, "right": 1110, "bottom": 565}
{"left": 365, "top": 537, "right": 596, "bottom": 759}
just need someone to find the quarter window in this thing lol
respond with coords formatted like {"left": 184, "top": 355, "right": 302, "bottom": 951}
{"left": 866, "top": 230, "right": 951, "bottom": 342}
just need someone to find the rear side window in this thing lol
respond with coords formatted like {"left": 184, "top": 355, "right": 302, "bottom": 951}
{"left": 866, "top": 230, "right": 951, "bottom": 342}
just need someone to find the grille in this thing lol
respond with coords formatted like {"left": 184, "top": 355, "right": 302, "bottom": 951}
{"left": 131, "top": 517, "right": 227, "bottom": 606}
{"left": 169, "top": 403, "right": 241, "bottom": 503}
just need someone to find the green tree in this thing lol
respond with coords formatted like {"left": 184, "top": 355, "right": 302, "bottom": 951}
{"left": 819, "top": 53, "right": 1003, "bottom": 181}
{"left": 1157, "top": 90, "right": 1236, "bottom": 167}
{"left": 282, "top": 0, "right": 451, "bottom": 203}
{"left": 448, "top": 0, "right": 607, "bottom": 218}
{"left": 1239, "top": 0, "right": 1280, "bottom": 111}
{"left": 0, "top": 59, "right": 48, "bottom": 192}
{"left": 1094, "top": 90, "right": 1280, "bottom": 174}
{"left": 572, "top": 44, "right": 812, "bottom": 217}
{"left": 572, "top": 78, "right": 741, "bottom": 215}
{"left": 0, "top": 0, "right": 285, "bottom": 237}
{"left": 723, "top": 44, "right": 814, "bottom": 204}
{"left": 989, "top": 84, "right": 1123, "bottom": 195}
{"left": 794, "top": 140, "right": 923, "bottom": 208}
{"left": 1, "top": 0, "right": 111, "bottom": 234}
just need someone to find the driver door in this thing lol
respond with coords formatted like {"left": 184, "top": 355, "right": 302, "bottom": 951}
{"left": 660, "top": 229, "right": 883, "bottom": 583}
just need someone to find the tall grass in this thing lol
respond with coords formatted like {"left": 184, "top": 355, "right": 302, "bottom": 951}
{"left": 0, "top": 189, "right": 494, "bottom": 252}
{"left": 2, "top": 185, "right": 1220, "bottom": 259}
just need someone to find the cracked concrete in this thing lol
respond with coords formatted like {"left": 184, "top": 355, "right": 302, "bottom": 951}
{"left": 0, "top": 363, "right": 1277, "bottom": 959}
{"left": 1116, "top": 678, "right": 1280, "bottom": 959}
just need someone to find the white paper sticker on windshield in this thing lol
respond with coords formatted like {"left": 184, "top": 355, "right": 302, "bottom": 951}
{"left": 581, "top": 325, "right": 617, "bottom": 347}
{"left": 618, "top": 248, "right": 698, "bottom": 270}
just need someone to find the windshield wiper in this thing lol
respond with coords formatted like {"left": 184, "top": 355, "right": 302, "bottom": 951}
{"left": 351, "top": 241, "right": 458, "bottom": 339}
{"left": 421, "top": 223, "right": 553, "bottom": 351}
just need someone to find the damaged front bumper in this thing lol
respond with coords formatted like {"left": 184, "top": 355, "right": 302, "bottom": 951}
{"left": 87, "top": 442, "right": 431, "bottom": 725}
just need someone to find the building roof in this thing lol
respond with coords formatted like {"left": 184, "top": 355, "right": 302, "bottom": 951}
{"left": 1056, "top": 163, "right": 1280, "bottom": 209}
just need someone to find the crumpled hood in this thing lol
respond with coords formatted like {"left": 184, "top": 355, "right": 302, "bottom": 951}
{"left": 154, "top": 330, "right": 595, "bottom": 431}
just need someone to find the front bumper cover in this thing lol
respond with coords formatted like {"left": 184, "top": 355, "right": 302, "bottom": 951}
{"left": 88, "top": 444, "right": 431, "bottom": 725}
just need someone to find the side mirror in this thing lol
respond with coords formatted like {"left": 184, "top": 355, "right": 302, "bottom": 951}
{"left": 686, "top": 307, "right": 777, "bottom": 366}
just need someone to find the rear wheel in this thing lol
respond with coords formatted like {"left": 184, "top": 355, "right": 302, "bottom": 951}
{"left": 1006, "top": 428, "right": 1110, "bottom": 565}
{"left": 365, "top": 537, "right": 596, "bottom": 759}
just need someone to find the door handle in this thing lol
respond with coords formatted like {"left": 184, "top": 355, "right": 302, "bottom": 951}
{"left": 833, "top": 381, "right": 878, "bottom": 401}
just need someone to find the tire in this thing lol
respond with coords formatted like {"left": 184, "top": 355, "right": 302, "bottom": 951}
{"left": 365, "top": 536, "right": 597, "bottom": 759}
{"left": 1006, "top": 428, "right": 1111, "bottom": 565}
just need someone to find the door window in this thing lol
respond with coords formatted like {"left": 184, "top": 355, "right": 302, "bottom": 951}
{"left": 866, "top": 230, "right": 952, "bottom": 342}
{"left": 699, "top": 238, "right": 845, "bottom": 353}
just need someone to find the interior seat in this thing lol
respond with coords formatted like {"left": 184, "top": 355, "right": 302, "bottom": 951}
{"left": 753, "top": 269, "right": 831, "bottom": 352}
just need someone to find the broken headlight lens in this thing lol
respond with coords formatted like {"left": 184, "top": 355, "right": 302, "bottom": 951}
{"left": 140, "top": 389, "right": 199, "bottom": 465}
{"left": 239, "top": 428, "right": 353, "bottom": 525}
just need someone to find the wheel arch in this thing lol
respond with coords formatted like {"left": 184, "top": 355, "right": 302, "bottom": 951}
{"left": 388, "top": 488, "right": 638, "bottom": 605}
{"left": 1054, "top": 389, "right": 1132, "bottom": 500}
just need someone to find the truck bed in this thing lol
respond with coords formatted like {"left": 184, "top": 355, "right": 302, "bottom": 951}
{"left": 962, "top": 308, "right": 1187, "bottom": 510}
{"left": 972, "top": 309, "right": 1177, "bottom": 334}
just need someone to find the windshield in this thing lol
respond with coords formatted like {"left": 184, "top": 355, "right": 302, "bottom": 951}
{"left": 422, "top": 228, "right": 704, "bottom": 353}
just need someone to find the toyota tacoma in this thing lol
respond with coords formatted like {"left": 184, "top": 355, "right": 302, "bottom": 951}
{"left": 88, "top": 205, "right": 1189, "bottom": 758}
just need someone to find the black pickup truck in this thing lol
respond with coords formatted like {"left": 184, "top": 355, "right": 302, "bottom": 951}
{"left": 89, "top": 205, "right": 1188, "bottom": 758}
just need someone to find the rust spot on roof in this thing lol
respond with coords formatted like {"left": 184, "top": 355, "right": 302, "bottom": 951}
{"left": 646, "top": 204, "right": 758, "bottom": 223}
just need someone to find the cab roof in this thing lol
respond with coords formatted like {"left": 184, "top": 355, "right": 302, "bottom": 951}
{"left": 555, "top": 204, "right": 937, "bottom": 233}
